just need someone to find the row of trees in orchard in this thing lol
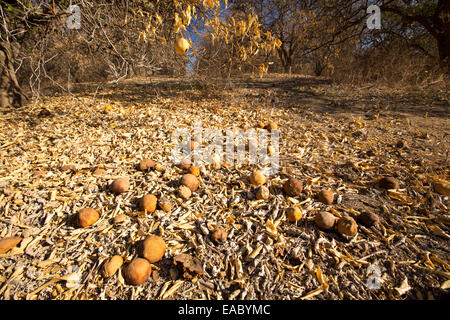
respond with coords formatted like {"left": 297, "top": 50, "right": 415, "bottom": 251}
{"left": 208, "top": 0, "right": 449, "bottom": 76}
{"left": 0, "top": 0, "right": 281, "bottom": 108}
{"left": 1, "top": 1, "right": 448, "bottom": 108}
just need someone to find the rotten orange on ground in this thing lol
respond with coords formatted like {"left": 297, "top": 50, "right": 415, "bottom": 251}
{"left": 255, "top": 186, "right": 270, "bottom": 200}
{"left": 76, "top": 208, "right": 99, "bottom": 228}
{"left": 337, "top": 216, "right": 358, "bottom": 237}
{"left": 102, "top": 255, "right": 123, "bottom": 278}
{"left": 314, "top": 211, "right": 337, "bottom": 231}
{"left": 140, "top": 236, "right": 166, "bottom": 263}
{"left": 283, "top": 177, "right": 303, "bottom": 196}
{"left": 123, "top": 258, "right": 152, "bottom": 285}
{"left": 317, "top": 190, "right": 334, "bottom": 205}
{"left": 138, "top": 158, "right": 155, "bottom": 171}
{"left": 180, "top": 174, "right": 199, "bottom": 192}
{"left": 286, "top": 207, "right": 303, "bottom": 223}
{"left": 139, "top": 194, "right": 157, "bottom": 213}
{"left": 249, "top": 170, "right": 266, "bottom": 186}
{"left": 111, "top": 177, "right": 130, "bottom": 194}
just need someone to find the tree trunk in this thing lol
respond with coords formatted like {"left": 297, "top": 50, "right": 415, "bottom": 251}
{"left": 283, "top": 63, "right": 292, "bottom": 74}
{"left": 314, "top": 60, "right": 324, "bottom": 76}
{"left": 436, "top": 34, "right": 450, "bottom": 70}
{"left": 277, "top": 47, "right": 292, "bottom": 74}
{"left": 0, "top": 41, "right": 27, "bottom": 108}
{"left": 383, "top": 0, "right": 450, "bottom": 72}
{"left": 435, "top": 0, "right": 450, "bottom": 71}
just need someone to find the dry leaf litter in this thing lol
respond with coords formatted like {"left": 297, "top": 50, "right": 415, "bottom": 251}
{"left": 0, "top": 75, "right": 449, "bottom": 300}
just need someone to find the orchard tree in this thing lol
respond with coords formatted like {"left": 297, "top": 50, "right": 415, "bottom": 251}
{"left": 317, "top": 0, "right": 450, "bottom": 71}
{"left": 380, "top": 0, "right": 450, "bottom": 69}
{"left": 0, "top": 0, "right": 281, "bottom": 108}
{"left": 229, "top": 0, "right": 315, "bottom": 74}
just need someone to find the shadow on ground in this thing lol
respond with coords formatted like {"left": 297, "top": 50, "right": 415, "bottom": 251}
{"left": 28, "top": 75, "right": 450, "bottom": 120}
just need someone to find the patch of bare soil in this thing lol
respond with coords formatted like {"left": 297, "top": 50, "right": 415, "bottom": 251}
{"left": 0, "top": 75, "right": 449, "bottom": 300}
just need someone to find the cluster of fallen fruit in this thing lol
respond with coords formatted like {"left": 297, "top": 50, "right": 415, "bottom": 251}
{"left": 79, "top": 162, "right": 402, "bottom": 285}
{"left": 3, "top": 114, "right": 448, "bottom": 290}
{"left": 0, "top": 149, "right": 412, "bottom": 287}
{"left": 83, "top": 158, "right": 209, "bottom": 285}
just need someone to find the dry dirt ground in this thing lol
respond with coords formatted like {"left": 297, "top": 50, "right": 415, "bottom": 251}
{"left": 0, "top": 74, "right": 449, "bottom": 300}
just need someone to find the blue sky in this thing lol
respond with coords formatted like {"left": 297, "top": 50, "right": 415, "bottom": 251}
{"left": 184, "top": 1, "right": 230, "bottom": 75}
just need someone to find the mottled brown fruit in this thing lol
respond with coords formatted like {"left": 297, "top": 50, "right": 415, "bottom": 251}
{"left": 38, "top": 108, "right": 52, "bottom": 117}
{"left": 113, "top": 213, "right": 128, "bottom": 225}
{"left": 76, "top": 208, "right": 99, "bottom": 228}
{"left": 178, "top": 159, "right": 192, "bottom": 170}
{"left": 189, "top": 166, "right": 201, "bottom": 177}
{"left": 178, "top": 185, "right": 192, "bottom": 199}
{"left": 123, "top": 258, "right": 152, "bottom": 285}
{"left": 139, "top": 194, "right": 157, "bottom": 213}
{"left": 102, "top": 255, "right": 123, "bottom": 278}
{"left": 314, "top": 211, "right": 337, "bottom": 231}
{"left": 255, "top": 186, "right": 270, "bottom": 200}
{"left": 0, "top": 236, "right": 22, "bottom": 254}
{"left": 154, "top": 163, "right": 165, "bottom": 172}
{"left": 158, "top": 198, "right": 174, "bottom": 212}
{"left": 283, "top": 177, "right": 303, "bottom": 196}
{"left": 265, "top": 122, "right": 278, "bottom": 132}
{"left": 111, "top": 177, "right": 130, "bottom": 194}
{"left": 286, "top": 207, "right": 303, "bottom": 223}
{"left": 180, "top": 174, "right": 199, "bottom": 192}
{"left": 358, "top": 211, "right": 380, "bottom": 227}
{"left": 140, "top": 236, "right": 166, "bottom": 263}
{"left": 139, "top": 159, "right": 155, "bottom": 171}
{"left": 92, "top": 168, "right": 105, "bottom": 176}
{"left": 61, "top": 164, "right": 76, "bottom": 172}
{"left": 249, "top": 170, "right": 266, "bottom": 186}
{"left": 173, "top": 254, "right": 204, "bottom": 279}
{"left": 317, "top": 190, "right": 334, "bottom": 205}
{"left": 211, "top": 229, "right": 227, "bottom": 244}
{"left": 337, "top": 216, "right": 358, "bottom": 237}
{"left": 379, "top": 177, "right": 399, "bottom": 190}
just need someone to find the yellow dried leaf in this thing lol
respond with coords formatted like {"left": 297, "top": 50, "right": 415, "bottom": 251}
{"left": 430, "top": 255, "right": 450, "bottom": 271}
{"left": 300, "top": 287, "right": 323, "bottom": 300}
{"left": 315, "top": 267, "right": 329, "bottom": 288}
{"left": 387, "top": 190, "right": 413, "bottom": 205}
{"left": 161, "top": 280, "right": 184, "bottom": 299}
{"left": 424, "top": 252, "right": 435, "bottom": 269}
{"left": 433, "top": 180, "right": 450, "bottom": 197}
{"left": 428, "top": 225, "right": 450, "bottom": 240}
{"left": 441, "top": 280, "right": 450, "bottom": 290}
